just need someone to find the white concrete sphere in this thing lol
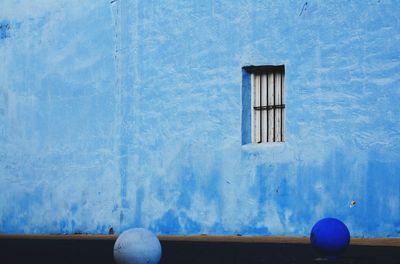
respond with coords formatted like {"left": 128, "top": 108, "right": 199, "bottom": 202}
{"left": 113, "top": 228, "right": 162, "bottom": 264}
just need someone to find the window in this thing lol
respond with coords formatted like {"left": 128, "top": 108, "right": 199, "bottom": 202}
{"left": 242, "top": 65, "right": 285, "bottom": 143}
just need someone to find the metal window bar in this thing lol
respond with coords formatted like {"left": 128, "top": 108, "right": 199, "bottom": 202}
{"left": 273, "top": 71, "right": 275, "bottom": 142}
{"left": 266, "top": 73, "right": 269, "bottom": 142}
{"left": 281, "top": 71, "right": 284, "bottom": 142}
{"left": 251, "top": 67, "right": 285, "bottom": 143}
{"left": 259, "top": 73, "right": 262, "bottom": 142}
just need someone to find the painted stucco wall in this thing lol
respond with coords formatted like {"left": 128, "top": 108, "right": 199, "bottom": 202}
{"left": 1, "top": 0, "right": 399, "bottom": 237}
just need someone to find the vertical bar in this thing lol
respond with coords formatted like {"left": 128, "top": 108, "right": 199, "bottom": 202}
{"left": 281, "top": 70, "right": 285, "bottom": 142}
{"left": 267, "top": 72, "right": 274, "bottom": 142}
{"left": 261, "top": 74, "right": 268, "bottom": 143}
{"left": 275, "top": 72, "right": 281, "bottom": 142}
{"left": 273, "top": 71, "right": 276, "bottom": 142}
{"left": 266, "top": 72, "right": 269, "bottom": 142}
{"left": 250, "top": 73, "right": 255, "bottom": 143}
{"left": 280, "top": 69, "right": 284, "bottom": 142}
{"left": 259, "top": 74, "right": 262, "bottom": 142}
{"left": 253, "top": 74, "right": 260, "bottom": 143}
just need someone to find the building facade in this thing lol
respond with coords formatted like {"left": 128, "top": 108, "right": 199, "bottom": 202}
{"left": 1, "top": 0, "right": 399, "bottom": 237}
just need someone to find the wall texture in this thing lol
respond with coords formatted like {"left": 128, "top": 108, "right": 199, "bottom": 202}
{"left": 1, "top": 0, "right": 399, "bottom": 237}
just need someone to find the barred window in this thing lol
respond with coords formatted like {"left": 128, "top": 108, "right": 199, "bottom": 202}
{"left": 243, "top": 65, "right": 285, "bottom": 143}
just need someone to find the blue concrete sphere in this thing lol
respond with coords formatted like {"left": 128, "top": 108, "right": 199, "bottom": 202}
{"left": 310, "top": 218, "right": 350, "bottom": 257}
{"left": 114, "top": 228, "right": 162, "bottom": 264}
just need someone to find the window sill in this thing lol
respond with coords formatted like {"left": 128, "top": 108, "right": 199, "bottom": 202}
{"left": 241, "top": 141, "right": 286, "bottom": 152}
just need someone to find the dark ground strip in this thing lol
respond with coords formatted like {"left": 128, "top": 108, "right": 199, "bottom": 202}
{"left": 0, "top": 238, "right": 399, "bottom": 264}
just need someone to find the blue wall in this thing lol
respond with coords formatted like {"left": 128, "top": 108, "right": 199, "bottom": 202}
{"left": 1, "top": 0, "right": 399, "bottom": 237}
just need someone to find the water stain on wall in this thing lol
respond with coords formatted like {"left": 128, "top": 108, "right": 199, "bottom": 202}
{"left": 0, "top": 20, "right": 10, "bottom": 39}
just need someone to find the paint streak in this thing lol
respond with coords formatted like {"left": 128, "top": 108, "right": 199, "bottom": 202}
{"left": 133, "top": 187, "right": 144, "bottom": 227}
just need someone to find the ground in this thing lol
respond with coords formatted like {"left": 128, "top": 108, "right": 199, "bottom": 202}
{"left": 1, "top": 236, "right": 399, "bottom": 264}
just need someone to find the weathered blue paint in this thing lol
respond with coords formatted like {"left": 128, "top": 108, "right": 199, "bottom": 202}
{"left": 0, "top": 20, "right": 10, "bottom": 39}
{"left": 0, "top": 1, "right": 399, "bottom": 238}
